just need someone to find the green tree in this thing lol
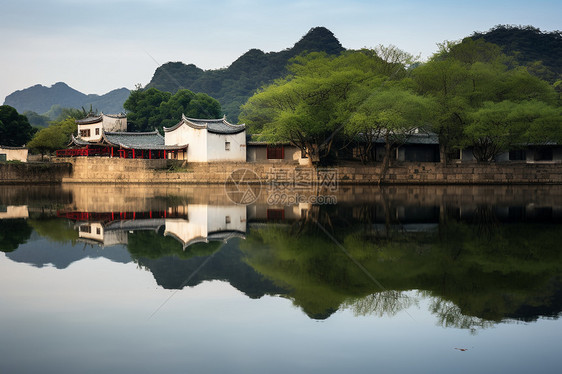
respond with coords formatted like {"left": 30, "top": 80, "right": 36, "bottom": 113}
{"left": 413, "top": 39, "right": 559, "bottom": 163}
{"left": 27, "top": 118, "right": 77, "bottom": 159}
{"left": 347, "top": 86, "right": 436, "bottom": 172}
{"left": 464, "top": 100, "right": 562, "bottom": 161}
{"left": 0, "top": 105, "right": 35, "bottom": 147}
{"left": 123, "top": 87, "right": 222, "bottom": 132}
{"left": 240, "top": 50, "right": 411, "bottom": 164}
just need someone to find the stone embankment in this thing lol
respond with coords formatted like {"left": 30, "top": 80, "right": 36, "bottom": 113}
{"left": 0, "top": 162, "right": 72, "bottom": 184}
{"left": 2, "top": 158, "right": 561, "bottom": 185}
{"left": 57, "top": 158, "right": 562, "bottom": 185}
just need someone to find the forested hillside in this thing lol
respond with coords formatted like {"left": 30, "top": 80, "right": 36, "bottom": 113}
{"left": 471, "top": 25, "right": 562, "bottom": 83}
{"left": 146, "top": 27, "right": 345, "bottom": 121}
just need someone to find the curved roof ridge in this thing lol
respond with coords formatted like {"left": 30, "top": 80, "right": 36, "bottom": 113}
{"left": 104, "top": 130, "right": 161, "bottom": 136}
{"left": 102, "top": 113, "right": 127, "bottom": 119}
{"left": 76, "top": 115, "right": 103, "bottom": 125}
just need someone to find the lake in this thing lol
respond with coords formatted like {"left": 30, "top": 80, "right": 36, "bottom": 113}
{"left": 1, "top": 184, "right": 561, "bottom": 373}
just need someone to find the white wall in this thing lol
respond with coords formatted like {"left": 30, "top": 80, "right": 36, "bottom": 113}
{"left": 102, "top": 115, "right": 127, "bottom": 132}
{"left": 165, "top": 123, "right": 207, "bottom": 161}
{"left": 78, "top": 123, "right": 103, "bottom": 142}
{"left": 207, "top": 132, "right": 246, "bottom": 162}
{"left": 0, "top": 147, "right": 28, "bottom": 162}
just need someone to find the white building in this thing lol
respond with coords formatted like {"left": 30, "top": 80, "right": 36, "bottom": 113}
{"left": 76, "top": 113, "right": 127, "bottom": 142}
{"left": 0, "top": 146, "right": 28, "bottom": 162}
{"left": 164, "top": 115, "right": 246, "bottom": 162}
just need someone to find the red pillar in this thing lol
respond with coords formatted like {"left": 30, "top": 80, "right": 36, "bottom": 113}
{"left": 133, "top": 149, "right": 135, "bottom": 159}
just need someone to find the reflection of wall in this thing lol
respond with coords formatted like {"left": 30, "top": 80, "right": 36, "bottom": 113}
{"left": 0, "top": 205, "right": 29, "bottom": 219}
{"left": 77, "top": 222, "right": 128, "bottom": 247}
{"left": 247, "top": 203, "right": 310, "bottom": 222}
{"left": 164, "top": 204, "right": 247, "bottom": 247}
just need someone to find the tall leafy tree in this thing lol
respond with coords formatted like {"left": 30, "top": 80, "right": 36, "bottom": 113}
{"left": 464, "top": 100, "right": 562, "bottom": 161}
{"left": 124, "top": 87, "right": 222, "bottom": 132}
{"left": 347, "top": 86, "right": 436, "bottom": 175}
{"left": 240, "top": 50, "right": 414, "bottom": 164}
{"left": 0, "top": 105, "right": 35, "bottom": 147}
{"left": 27, "top": 118, "right": 77, "bottom": 159}
{"left": 413, "top": 39, "right": 558, "bottom": 163}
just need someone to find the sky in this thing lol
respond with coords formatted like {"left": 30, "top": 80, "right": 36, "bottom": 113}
{"left": 1, "top": 0, "right": 561, "bottom": 106}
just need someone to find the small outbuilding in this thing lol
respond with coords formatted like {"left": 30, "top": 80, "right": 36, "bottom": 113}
{"left": 0, "top": 146, "right": 28, "bottom": 162}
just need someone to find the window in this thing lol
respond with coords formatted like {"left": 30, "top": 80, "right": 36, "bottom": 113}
{"left": 301, "top": 148, "right": 308, "bottom": 158}
{"left": 225, "top": 216, "right": 231, "bottom": 224}
{"left": 509, "top": 149, "right": 526, "bottom": 161}
{"left": 225, "top": 141, "right": 230, "bottom": 151}
{"left": 534, "top": 148, "right": 553, "bottom": 161}
{"left": 80, "top": 129, "right": 90, "bottom": 137}
{"left": 95, "top": 128, "right": 100, "bottom": 136}
{"left": 267, "top": 145, "right": 284, "bottom": 159}
{"left": 267, "top": 209, "right": 285, "bottom": 221}
{"left": 79, "top": 225, "right": 91, "bottom": 233}
{"left": 0, "top": 154, "right": 6, "bottom": 162}
{"left": 96, "top": 227, "right": 101, "bottom": 235}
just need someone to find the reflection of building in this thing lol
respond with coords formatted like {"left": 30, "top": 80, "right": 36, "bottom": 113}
{"left": 0, "top": 205, "right": 29, "bottom": 219}
{"left": 164, "top": 204, "right": 247, "bottom": 248}
{"left": 77, "top": 219, "right": 166, "bottom": 247}
{"left": 61, "top": 205, "right": 247, "bottom": 249}
{"left": 58, "top": 210, "right": 171, "bottom": 247}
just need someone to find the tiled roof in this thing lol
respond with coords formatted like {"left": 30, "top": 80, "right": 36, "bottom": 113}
{"left": 164, "top": 114, "right": 246, "bottom": 135}
{"left": 371, "top": 132, "right": 439, "bottom": 145}
{"left": 70, "top": 135, "right": 93, "bottom": 146}
{"left": 71, "top": 131, "right": 187, "bottom": 150}
{"left": 103, "top": 131, "right": 165, "bottom": 149}
{"left": 76, "top": 115, "right": 103, "bottom": 125}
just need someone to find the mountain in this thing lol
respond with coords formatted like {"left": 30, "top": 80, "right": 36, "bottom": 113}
{"left": 470, "top": 25, "right": 562, "bottom": 83}
{"left": 4, "top": 82, "right": 130, "bottom": 116}
{"left": 146, "top": 26, "right": 345, "bottom": 121}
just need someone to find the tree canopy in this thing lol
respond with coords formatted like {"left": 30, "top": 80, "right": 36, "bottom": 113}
{"left": 0, "top": 105, "right": 35, "bottom": 147}
{"left": 412, "top": 39, "right": 561, "bottom": 162}
{"left": 123, "top": 87, "right": 222, "bottom": 132}
{"left": 240, "top": 49, "right": 429, "bottom": 164}
{"left": 27, "top": 117, "right": 77, "bottom": 158}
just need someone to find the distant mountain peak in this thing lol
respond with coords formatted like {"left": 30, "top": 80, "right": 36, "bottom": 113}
{"left": 4, "top": 83, "right": 130, "bottom": 115}
{"left": 293, "top": 26, "right": 344, "bottom": 55}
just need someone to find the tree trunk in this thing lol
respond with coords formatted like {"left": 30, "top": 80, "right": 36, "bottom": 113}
{"left": 378, "top": 141, "right": 392, "bottom": 185}
{"left": 440, "top": 143, "right": 447, "bottom": 166}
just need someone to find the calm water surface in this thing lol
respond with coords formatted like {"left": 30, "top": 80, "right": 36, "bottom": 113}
{"left": 1, "top": 184, "right": 561, "bottom": 373}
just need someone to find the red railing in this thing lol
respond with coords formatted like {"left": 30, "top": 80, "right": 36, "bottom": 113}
{"left": 56, "top": 147, "right": 114, "bottom": 157}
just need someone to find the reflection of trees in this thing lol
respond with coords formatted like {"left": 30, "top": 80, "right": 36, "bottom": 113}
{"left": 127, "top": 227, "right": 222, "bottom": 261}
{"left": 426, "top": 295, "right": 494, "bottom": 334}
{"left": 0, "top": 219, "right": 32, "bottom": 252}
{"left": 28, "top": 217, "right": 79, "bottom": 244}
{"left": 343, "top": 291, "right": 419, "bottom": 318}
{"left": 241, "top": 204, "right": 562, "bottom": 325}
{"left": 472, "top": 205, "right": 499, "bottom": 240}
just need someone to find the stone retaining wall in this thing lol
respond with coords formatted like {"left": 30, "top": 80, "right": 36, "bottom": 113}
{"left": 0, "top": 162, "right": 72, "bottom": 184}
{"left": 54, "top": 157, "right": 562, "bottom": 185}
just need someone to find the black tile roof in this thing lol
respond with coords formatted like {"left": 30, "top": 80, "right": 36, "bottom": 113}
{"left": 164, "top": 114, "right": 246, "bottom": 135}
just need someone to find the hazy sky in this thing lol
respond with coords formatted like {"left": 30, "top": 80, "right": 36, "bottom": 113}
{"left": 1, "top": 0, "right": 561, "bottom": 105}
